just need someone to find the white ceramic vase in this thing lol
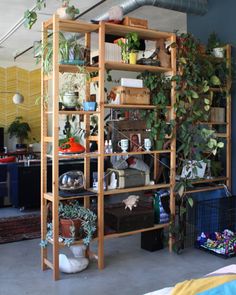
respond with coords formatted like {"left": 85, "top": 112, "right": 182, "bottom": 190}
{"left": 212, "top": 47, "right": 225, "bottom": 58}
{"left": 56, "top": 6, "right": 73, "bottom": 20}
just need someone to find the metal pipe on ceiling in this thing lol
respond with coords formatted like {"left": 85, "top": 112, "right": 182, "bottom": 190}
{"left": 94, "top": 0, "right": 208, "bottom": 21}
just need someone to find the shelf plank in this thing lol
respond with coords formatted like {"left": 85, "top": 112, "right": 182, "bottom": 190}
{"left": 45, "top": 18, "right": 99, "bottom": 33}
{"left": 43, "top": 136, "right": 53, "bottom": 143}
{"left": 104, "top": 104, "right": 171, "bottom": 109}
{"left": 209, "top": 87, "right": 227, "bottom": 92}
{"left": 191, "top": 177, "right": 228, "bottom": 184}
{"left": 104, "top": 22, "right": 173, "bottom": 40}
{"left": 49, "top": 223, "right": 169, "bottom": 247}
{"left": 187, "top": 185, "right": 225, "bottom": 194}
{"left": 59, "top": 64, "right": 98, "bottom": 73}
{"left": 44, "top": 258, "right": 54, "bottom": 270}
{"left": 216, "top": 133, "right": 227, "bottom": 138}
{"left": 105, "top": 61, "right": 172, "bottom": 73}
{"left": 105, "top": 150, "right": 171, "bottom": 156}
{"left": 44, "top": 192, "right": 97, "bottom": 201}
{"left": 198, "top": 121, "right": 227, "bottom": 125}
{"left": 58, "top": 152, "right": 100, "bottom": 159}
{"left": 59, "top": 110, "right": 100, "bottom": 115}
{"left": 92, "top": 183, "right": 171, "bottom": 195}
{"left": 104, "top": 223, "right": 169, "bottom": 239}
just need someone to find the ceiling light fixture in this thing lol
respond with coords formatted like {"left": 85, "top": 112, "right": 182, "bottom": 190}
{"left": 0, "top": 92, "right": 24, "bottom": 104}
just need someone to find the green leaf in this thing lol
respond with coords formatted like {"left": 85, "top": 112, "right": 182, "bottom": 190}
{"left": 191, "top": 90, "right": 199, "bottom": 98}
{"left": 204, "top": 98, "right": 210, "bottom": 105}
{"left": 210, "top": 75, "right": 221, "bottom": 86}
{"left": 180, "top": 206, "right": 186, "bottom": 216}
{"left": 187, "top": 197, "right": 194, "bottom": 208}
{"left": 178, "top": 183, "right": 185, "bottom": 197}
{"left": 217, "top": 142, "right": 224, "bottom": 148}
{"left": 204, "top": 105, "right": 210, "bottom": 111}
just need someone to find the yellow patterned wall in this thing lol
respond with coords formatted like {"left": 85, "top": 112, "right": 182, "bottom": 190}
{"left": 0, "top": 66, "right": 41, "bottom": 144}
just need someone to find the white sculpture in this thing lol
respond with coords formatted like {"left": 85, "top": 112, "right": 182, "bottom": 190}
{"left": 122, "top": 195, "right": 140, "bottom": 211}
{"left": 59, "top": 245, "right": 89, "bottom": 274}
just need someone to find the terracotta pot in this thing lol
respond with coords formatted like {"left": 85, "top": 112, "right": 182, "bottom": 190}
{"left": 60, "top": 218, "right": 81, "bottom": 239}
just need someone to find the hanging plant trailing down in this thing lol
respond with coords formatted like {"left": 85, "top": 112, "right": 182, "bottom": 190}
{"left": 170, "top": 32, "right": 227, "bottom": 252}
{"left": 40, "top": 201, "right": 97, "bottom": 247}
{"left": 24, "top": 0, "right": 80, "bottom": 29}
{"left": 137, "top": 71, "right": 175, "bottom": 150}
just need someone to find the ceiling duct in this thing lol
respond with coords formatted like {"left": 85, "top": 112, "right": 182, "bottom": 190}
{"left": 94, "top": 0, "right": 208, "bottom": 21}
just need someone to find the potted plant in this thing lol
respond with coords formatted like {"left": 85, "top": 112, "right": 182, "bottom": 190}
{"left": 117, "top": 32, "right": 140, "bottom": 64}
{"left": 24, "top": 0, "right": 80, "bottom": 29}
{"left": 60, "top": 67, "right": 92, "bottom": 110}
{"left": 207, "top": 32, "right": 225, "bottom": 58}
{"left": 7, "top": 116, "right": 31, "bottom": 150}
{"left": 59, "top": 201, "right": 97, "bottom": 246}
{"left": 36, "top": 33, "right": 86, "bottom": 74}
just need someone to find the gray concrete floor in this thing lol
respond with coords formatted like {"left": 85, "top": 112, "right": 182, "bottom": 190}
{"left": 0, "top": 235, "right": 235, "bottom": 295}
{"left": 0, "top": 207, "right": 40, "bottom": 218}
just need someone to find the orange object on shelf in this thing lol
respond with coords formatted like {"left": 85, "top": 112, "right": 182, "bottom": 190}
{"left": 58, "top": 137, "right": 85, "bottom": 154}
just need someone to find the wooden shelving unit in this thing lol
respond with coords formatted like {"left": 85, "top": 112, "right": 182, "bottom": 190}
{"left": 189, "top": 45, "right": 232, "bottom": 192}
{"left": 41, "top": 15, "right": 176, "bottom": 280}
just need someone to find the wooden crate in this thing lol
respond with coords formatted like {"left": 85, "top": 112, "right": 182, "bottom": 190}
{"left": 112, "top": 86, "right": 150, "bottom": 105}
{"left": 107, "top": 120, "right": 149, "bottom": 152}
{"left": 123, "top": 17, "right": 148, "bottom": 29}
{"left": 104, "top": 204, "right": 154, "bottom": 233}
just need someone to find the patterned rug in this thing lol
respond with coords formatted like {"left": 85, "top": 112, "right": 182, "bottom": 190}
{"left": 0, "top": 214, "right": 41, "bottom": 244}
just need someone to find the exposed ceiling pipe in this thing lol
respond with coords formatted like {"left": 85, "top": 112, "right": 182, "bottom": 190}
{"left": 94, "top": 0, "right": 208, "bottom": 21}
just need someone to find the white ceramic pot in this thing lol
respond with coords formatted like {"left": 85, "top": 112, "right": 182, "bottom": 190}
{"left": 56, "top": 6, "right": 73, "bottom": 20}
{"left": 62, "top": 91, "right": 78, "bottom": 109}
{"left": 212, "top": 47, "right": 225, "bottom": 58}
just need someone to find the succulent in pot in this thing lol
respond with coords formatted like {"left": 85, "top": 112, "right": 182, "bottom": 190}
{"left": 59, "top": 201, "right": 97, "bottom": 245}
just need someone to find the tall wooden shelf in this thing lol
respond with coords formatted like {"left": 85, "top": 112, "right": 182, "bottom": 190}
{"left": 184, "top": 45, "right": 232, "bottom": 193}
{"left": 41, "top": 15, "right": 176, "bottom": 280}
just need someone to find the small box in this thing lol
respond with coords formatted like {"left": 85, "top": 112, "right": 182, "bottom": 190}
{"left": 111, "top": 86, "right": 150, "bottom": 105}
{"left": 105, "top": 168, "right": 150, "bottom": 189}
{"left": 123, "top": 17, "right": 148, "bottom": 29}
{"left": 121, "top": 78, "right": 143, "bottom": 88}
{"left": 141, "top": 229, "right": 164, "bottom": 252}
{"left": 105, "top": 205, "right": 154, "bottom": 233}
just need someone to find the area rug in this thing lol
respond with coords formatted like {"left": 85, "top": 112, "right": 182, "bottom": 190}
{"left": 0, "top": 214, "right": 41, "bottom": 244}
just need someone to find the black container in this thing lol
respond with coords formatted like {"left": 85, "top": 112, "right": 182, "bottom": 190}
{"left": 105, "top": 205, "right": 154, "bottom": 233}
{"left": 141, "top": 229, "right": 164, "bottom": 252}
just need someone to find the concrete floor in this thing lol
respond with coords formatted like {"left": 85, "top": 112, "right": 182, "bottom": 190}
{"left": 0, "top": 235, "right": 235, "bottom": 295}
{"left": 0, "top": 207, "right": 40, "bottom": 218}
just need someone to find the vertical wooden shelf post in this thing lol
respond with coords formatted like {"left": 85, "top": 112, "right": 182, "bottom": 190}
{"left": 226, "top": 44, "right": 232, "bottom": 190}
{"left": 169, "top": 33, "right": 177, "bottom": 252}
{"left": 51, "top": 14, "right": 60, "bottom": 280}
{"left": 40, "top": 22, "right": 48, "bottom": 271}
{"left": 97, "top": 21, "right": 105, "bottom": 269}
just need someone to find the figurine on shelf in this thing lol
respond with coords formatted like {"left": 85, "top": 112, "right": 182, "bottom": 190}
{"left": 123, "top": 195, "right": 140, "bottom": 211}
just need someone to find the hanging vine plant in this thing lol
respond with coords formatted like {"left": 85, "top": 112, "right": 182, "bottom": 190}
{"left": 137, "top": 71, "right": 175, "bottom": 150}
{"left": 170, "top": 33, "right": 227, "bottom": 252}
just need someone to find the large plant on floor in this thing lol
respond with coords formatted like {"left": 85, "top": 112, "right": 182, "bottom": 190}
{"left": 170, "top": 33, "right": 225, "bottom": 252}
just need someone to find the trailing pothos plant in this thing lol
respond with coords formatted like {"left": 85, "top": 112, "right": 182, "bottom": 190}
{"left": 170, "top": 33, "right": 226, "bottom": 252}
{"left": 137, "top": 71, "right": 175, "bottom": 150}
